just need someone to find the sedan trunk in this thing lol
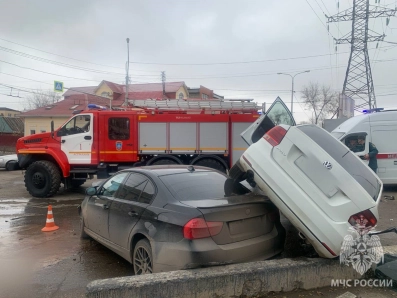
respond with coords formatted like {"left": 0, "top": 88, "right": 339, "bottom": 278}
{"left": 180, "top": 194, "right": 278, "bottom": 245}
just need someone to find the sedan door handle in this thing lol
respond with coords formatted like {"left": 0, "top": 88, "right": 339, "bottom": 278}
{"left": 128, "top": 211, "right": 138, "bottom": 217}
{"left": 102, "top": 204, "right": 109, "bottom": 210}
{"left": 84, "top": 136, "right": 92, "bottom": 140}
{"left": 62, "top": 140, "right": 66, "bottom": 143}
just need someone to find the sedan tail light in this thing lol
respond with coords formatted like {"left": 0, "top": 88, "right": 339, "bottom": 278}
{"left": 348, "top": 209, "right": 377, "bottom": 227}
{"left": 263, "top": 126, "right": 287, "bottom": 147}
{"left": 183, "top": 218, "right": 223, "bottom": 240}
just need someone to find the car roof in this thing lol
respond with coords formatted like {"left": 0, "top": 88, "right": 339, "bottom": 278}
{"left": 119, "top": 165, "right": 221, "bottom": 177}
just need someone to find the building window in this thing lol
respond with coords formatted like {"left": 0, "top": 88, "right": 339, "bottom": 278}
{"left": 41, "top": 129, "right": 46, "bottom": 133}
{"left": 8, "top": 113, "right": 11, "bottom": 117}
{"left": 0, "top": 113, "right": 3, "bottom": 116}
{"left": 108, "top": 118, "right": 130, "bottom": 140}
{"left": 178, "top": 93, "right": 184, "bottom": 99}
{"left": 101, "top": 92, "right": 111, "bottom": 98}
{"left": 30, "top": 130, "right": 36, "bottom": 135}
{"left": 201, "top": 94, "right": 208, "bottom": 99}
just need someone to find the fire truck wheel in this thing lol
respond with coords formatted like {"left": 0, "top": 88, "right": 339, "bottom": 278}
{"left": 193, "top": 158, "right": 226, "bottom": 173}
{"left": 25, "top": 161, "right": 61, "bottom": 198}
{"left": 150, "top": 159, "right": 179, "bottom": 165}
{"left": 228, "top": 160, "right": 246, "bottom": 182}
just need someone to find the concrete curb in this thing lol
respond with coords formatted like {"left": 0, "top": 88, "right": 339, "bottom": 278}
{"left": 86, "top": 257, "right": 361, "bottom": 298}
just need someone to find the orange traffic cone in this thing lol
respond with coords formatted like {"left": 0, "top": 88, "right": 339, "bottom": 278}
{"left": 41, "top": 205, "right": 59, "bottom": 232}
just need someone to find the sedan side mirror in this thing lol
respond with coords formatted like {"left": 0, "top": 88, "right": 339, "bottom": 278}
{"left": 85, "top": 187, "right": 97, "bottom": 196}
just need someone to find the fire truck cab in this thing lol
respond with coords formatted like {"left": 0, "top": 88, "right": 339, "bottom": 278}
{"left": 17, "top": 100, "right": 262, "bottom": 198}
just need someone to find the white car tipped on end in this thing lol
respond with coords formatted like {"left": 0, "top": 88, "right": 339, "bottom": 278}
{"left": 228, "top": 98, "right": 382, "bottom": 258}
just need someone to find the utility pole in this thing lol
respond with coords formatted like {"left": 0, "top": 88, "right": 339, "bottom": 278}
{"left": 161, "top": 71, "right": 166, "bottom": 99}
{"left": 124, "top": 38, "right": 130, "bottom": 106}
{"left": 278, "top": 70, "right": 310, "bottom": 115}
{"left": 327, "top": 0, "right": 396, "bottom": 111}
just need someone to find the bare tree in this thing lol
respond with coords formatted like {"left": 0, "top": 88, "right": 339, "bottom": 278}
{"left": 270, "top": 110, "right": 290, "bottom": 125}
{"left": 24, "top": 89, "right": 63, "bottom": 111}
{"left": 301, "top": 83, "right": 339, "bottom": 125}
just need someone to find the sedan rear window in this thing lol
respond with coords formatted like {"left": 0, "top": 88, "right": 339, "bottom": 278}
{"left": 297, "top": 125, "right": 381, "bottom": 201}
{"left": 159, "top": 171, "right": 226, "bottom": 201}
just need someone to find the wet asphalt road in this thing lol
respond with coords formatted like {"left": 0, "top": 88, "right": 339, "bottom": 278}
{"left": 0, "top": 169, "right": 396, "bottom": 297}
{"left": 0, "top": 169, "right": 134, "bottom": 298}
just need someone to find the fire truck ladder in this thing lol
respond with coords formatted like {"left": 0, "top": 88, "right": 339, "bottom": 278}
{"left": 128, "top": 99, "right": 260, "bottom": 113}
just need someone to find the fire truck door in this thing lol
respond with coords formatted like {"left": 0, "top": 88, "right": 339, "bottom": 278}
{"left": 101, "top": 116, "right": 136, "bottom": 162}
{"left": 58, "top": 114, "right": 93, "bottom": 164}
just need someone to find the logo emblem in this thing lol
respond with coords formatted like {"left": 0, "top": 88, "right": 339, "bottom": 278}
{"left": 116, "top": 141, "right": 122, "bottom": 151}
{"left": 340, "top": 217, "right": 384, "bottom": 275}
{"left": 323, "top": 161, "right": 332, "bottom": 170}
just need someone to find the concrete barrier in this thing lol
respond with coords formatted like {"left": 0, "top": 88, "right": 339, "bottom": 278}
{"left": 86, "top": 257, "right": 361, "bottom": 298}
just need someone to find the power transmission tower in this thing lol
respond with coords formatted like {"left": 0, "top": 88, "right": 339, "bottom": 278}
{"left": 327, "top": 0, "right": 396, "bottom": 111}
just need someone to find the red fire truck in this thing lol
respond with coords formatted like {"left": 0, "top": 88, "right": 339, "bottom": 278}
{"left": 16, "top": 100, "right": 261, "bottom": 198}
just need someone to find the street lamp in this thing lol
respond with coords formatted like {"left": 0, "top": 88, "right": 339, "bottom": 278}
{"left": 277, "top": 70, "right": 310, "bottom": 115}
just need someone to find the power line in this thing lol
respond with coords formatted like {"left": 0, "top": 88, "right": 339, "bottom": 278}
{"left": 0, "top": 37, "right": 163, "bottom": 74}
{"left": 129, "top": 52, "right": 350, "bottom": 66}
{"left": 0, "top": 45, "right": 126, "bottom": 76}
{"left": 313, "top": 0, "right": 344, "bottom": 35}
{"left": 0, "top": 59, "right": 103, "bottom": 82}
{"left": 1, "top": 72, "right": 54, "bottom": 86}
{"left": 0, "top": 37, "right": 125, "bottom": 70}
{"left": 305, "top": 0, "right": 336, "bottom": 38}
{"left": 126, "top": 44, "right": 392, "bottom": 66}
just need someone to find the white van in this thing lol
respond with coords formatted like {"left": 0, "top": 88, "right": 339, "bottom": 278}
{"left": 331, "top": 110, "right": 397, "bottom": 184}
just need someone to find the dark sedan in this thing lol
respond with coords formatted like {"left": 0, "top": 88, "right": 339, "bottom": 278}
{"left": 78, "top": 165, "right": 285, "bottom": 274}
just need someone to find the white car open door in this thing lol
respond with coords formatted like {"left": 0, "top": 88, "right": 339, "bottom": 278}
{"left": 240, "top": 97, "right": 295, "bottom": 146}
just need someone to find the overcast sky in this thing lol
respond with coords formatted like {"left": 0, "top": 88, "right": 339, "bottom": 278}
{"left": 0, "top": 0, "right": 396, "bottom": 123}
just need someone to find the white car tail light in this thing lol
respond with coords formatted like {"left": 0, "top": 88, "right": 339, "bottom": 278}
{"left": 263, "top": 126, "right": 287, "bottom": 146}
{"left": 348, "top": 209, "right": 377, "bottom": 227}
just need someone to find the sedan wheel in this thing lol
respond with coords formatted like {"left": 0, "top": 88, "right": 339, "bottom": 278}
{"left": 133, "top": 239, "right": 153, "bottom": 275}
{"left": 79, "top": 216, "right": 89, "bottom": 239}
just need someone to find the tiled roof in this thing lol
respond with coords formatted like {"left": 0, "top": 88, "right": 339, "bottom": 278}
{"left": 63, "top": 86, "right": 97, "bottom": 97}
{"left": 20, "top": 94, "right": 112, "bottom": 117}
{"left": 123, "top": 82, "right": 185, "bottom": 93}
{"left": 127, "top": 91, "right": 167, "bottom": 99}
{"left": 63, "top": 82, "right": 185, "bottom": 98}
{"left": 20, "top": 82, "right": 190, "bottom": 117}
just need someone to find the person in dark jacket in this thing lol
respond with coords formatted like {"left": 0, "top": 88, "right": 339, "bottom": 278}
{"left": 357, "top": 135, "right": 378, "bottom": 173}
{"left": 347, "top": 138, "right": 359, "bottom": 152}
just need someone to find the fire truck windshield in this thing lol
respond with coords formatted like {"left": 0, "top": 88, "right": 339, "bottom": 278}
{"left": 58, "top": 115, "right": 91, "bottom": 136}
